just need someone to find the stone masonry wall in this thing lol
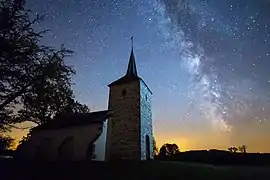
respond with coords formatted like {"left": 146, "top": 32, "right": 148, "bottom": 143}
{"left": 106, "top": 81, "right": 141, "bottom": 160}
{"left": 140, "top": 80, "right": 154, "bottom": 160}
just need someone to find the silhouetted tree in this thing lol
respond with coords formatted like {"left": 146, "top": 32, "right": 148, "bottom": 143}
{"left": 0, "top": 0, "right": 89, "bottom": 130}
{"left": 159, "top": 143, "right": 179, "bottom": 157}
{"left": 18, "top": 129, "right": 32, "bottom": 146}
{"left": 60, "top": 99, "right": 90, "bottom": 115}
{"left": 228, "top": 146, "right": 238, "bottom": 153}
{"left": 0, "top": 108, "right": 13, "bottom": 133}
{"left": 153, "top": 137, "right": 158, "bottom": 156}
{"left": 0, "top": 135, "right": 14, "bottom": 154}
{"left": 239, "top": 145, "right": 247, "bottom": 154}
{"left": 15, "top": 129, "right": 34, "bottom": 159}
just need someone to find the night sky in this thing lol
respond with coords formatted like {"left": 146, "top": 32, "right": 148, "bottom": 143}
{"left": 11, "top": 0, "right": 270, "bottom": 152}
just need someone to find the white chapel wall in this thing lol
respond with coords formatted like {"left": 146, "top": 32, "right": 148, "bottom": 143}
{"left": 20, "top": 123, "right": 104, "bottom": 162}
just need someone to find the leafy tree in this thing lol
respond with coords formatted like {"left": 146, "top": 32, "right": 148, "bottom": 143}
{"left": 228, "top": 146, "right": 238, "bottom": 153}
{"left": 0, "top": 0, "right": 89, "bottom": 129}
{"left": 0, "top": 108, "right": 13, "bottom": 133}
{"left": 232, "top": 147, "right": 238, "bottom": 153}
{"left": 0, "top": 0, "right": 43, "bottom": 110}
{"left": 159, "top": 143, "right": 180, "bottom": 157}
{"left": 15, "top": 130, "right": 32, "bottom": 158}
{"left": 14, "top": 47, "right": 77, "bottom": 125}
{"left": 0, "top": 135, "right": 14, "bottom": 154}
{"left": 153, "top": 137, "right": 159, "bottom": 156}
{"left": 60, "top": 99, "right": 90, "bottom": 115}
{"left": 239, "top": 145, "right": 247, "bottom": 154}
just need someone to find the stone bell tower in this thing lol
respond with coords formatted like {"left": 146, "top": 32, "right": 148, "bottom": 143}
{"left": 105, "top": 38, "right": 153, "bottom": 161}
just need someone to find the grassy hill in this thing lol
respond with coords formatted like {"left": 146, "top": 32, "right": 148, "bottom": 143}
{"left": 1, "top": 159, "right": 270, "bottom": 180}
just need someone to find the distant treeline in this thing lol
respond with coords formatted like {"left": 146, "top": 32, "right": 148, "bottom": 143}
{"left": 2, "top": 145, "right": 270, "bottom": 166}
{"left": 155, "top": 149, "right": 270, "bottom": 166}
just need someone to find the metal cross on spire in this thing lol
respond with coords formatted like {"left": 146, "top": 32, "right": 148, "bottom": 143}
{"left": 131, "top": 36, "right": 134, "bottom": 48}
{"left": 125, "top": 36, "right": 137, "bottom": 77}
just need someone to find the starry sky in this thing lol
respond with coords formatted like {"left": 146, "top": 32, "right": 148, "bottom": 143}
{"left": 10, "top": 0, "right": 270, "bottom": 152}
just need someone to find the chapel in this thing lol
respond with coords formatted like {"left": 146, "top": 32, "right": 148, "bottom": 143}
{"left": 17, "top": 44, "right": 154, "bottom": 161}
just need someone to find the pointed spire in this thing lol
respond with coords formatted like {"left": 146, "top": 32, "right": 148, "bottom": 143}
{"left": 126, "top": 36, "right": 138, "bottom": 77}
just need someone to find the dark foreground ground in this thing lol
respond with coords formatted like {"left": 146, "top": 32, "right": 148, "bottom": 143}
{"left": 1, "top": 159, "right": 270, "bottom": 180}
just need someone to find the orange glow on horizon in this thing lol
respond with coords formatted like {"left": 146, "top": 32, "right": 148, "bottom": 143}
{"left": 5, "top": 121, "right": 270, "bottom": 153}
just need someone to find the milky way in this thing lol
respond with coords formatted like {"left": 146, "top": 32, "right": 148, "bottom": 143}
{"left": 149, "top": 0, "right": 270, "bottom": 132}
{"left": 19, "top": 0, "right": 270, "bottom": 151}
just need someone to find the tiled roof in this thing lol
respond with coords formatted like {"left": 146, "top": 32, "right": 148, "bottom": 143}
{"left": 34, "top": 110, "right": 108, "bottom": 130}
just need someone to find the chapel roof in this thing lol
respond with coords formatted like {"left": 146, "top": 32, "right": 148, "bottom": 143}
{"left": 33, "top": 110, "right": 108, "bottom": 131}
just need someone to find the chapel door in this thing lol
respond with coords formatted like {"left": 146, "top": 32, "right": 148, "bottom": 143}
{"left": 145, "top": 135, "right": 151, "bottom": 160}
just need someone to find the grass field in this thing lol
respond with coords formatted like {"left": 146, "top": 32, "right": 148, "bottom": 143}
{"left": 1, "top": 159, "right": 270, "bottom": 180}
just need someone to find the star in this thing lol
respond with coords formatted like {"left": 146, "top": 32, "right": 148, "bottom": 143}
{"left": 18, "top": 0, "right": 270, "bottom": 153}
